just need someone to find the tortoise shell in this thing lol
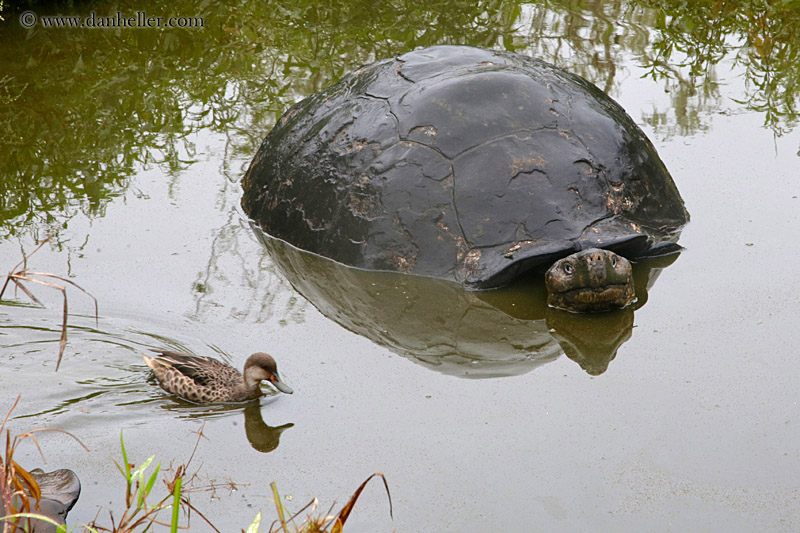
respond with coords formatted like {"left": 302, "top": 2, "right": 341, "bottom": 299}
{"left": 242, "top": 45, "right": 688, "bottom": 288}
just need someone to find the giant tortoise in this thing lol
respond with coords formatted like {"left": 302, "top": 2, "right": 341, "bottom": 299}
{"left": 242, "top": 45, "right": 688, "bottom": 312}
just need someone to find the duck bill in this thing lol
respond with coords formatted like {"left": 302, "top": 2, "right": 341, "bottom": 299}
{"left": 270, "top": 374, "right": 294, "bottom": 394}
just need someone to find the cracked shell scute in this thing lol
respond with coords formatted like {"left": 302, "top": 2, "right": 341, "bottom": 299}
{"left": 242, "top": 45, "right": 688, "bottom": 289}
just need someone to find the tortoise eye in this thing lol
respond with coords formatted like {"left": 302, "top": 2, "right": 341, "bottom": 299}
{"left": 563, "top": 263, "right": 573, "bottom": 275}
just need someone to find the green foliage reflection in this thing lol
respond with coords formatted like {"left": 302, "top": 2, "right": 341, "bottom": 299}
{"left": 0, "top": 0, "right": 521, "bottom": 237}
{"left": 0, "top": 0, "right": 798, "bottom": 237}
{"left": 638, "top": 0, "right": 800, "bottom": 135}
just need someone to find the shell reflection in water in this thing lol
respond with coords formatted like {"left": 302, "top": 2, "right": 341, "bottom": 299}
{"left": 254, "top": 227, "right": 680, "bottom": 378}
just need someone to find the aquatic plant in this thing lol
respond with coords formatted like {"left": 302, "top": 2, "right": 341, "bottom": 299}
{"left": 0, "top": 396, "right": 214, "bottom": 533}
{"left": 0, "top": 235, "right": 98, "bottom": 371}
{"left": 0, "top": 395, "right": 88, "bottom": 533}
{"left": 253, "top": 473, "right": 392, "bottom": 533}
{"left": 1, "top": 394, "right": 392, "bottom": 532}
{"left": 86, "top": 426, "right": 224, "bottom": 533}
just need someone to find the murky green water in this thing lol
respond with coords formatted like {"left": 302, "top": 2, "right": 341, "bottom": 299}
{"left": 2, "top": 1, "right": 799, "bottom": 531}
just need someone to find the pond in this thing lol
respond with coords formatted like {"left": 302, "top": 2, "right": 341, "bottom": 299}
{"left": 1, "top": 1, "right": 799, "bottom": 531}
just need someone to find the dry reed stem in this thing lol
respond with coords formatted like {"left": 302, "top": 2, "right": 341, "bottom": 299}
{"left": 0, "top": 236, "right": 99, "bottom": 371}
{"left": 268, "top": 472, "right": 392, "bottom": 533}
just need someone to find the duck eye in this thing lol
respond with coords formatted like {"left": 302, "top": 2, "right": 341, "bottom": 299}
{"left": 563, "top": 262, "right": 573, "bottom": 275}
{"left": 611, "top": 256, "right": 617, "bottom": 267}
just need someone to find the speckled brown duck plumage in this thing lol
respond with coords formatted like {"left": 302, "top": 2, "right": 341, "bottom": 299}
{"left": 143, "top": 349, "right": 293, "bottom": 403}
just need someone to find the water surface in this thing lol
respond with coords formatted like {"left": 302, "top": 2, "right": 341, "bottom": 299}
{"left": 1, "top": 1, "right": 799, "bottom": 531}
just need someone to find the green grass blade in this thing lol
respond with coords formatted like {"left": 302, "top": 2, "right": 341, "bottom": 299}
{"left": 120, "top": 431, "right": 133, "bottom": 504}
{"left": 0, "top": 513, "right": 61, "bottom": 528}
{"left": 145, "top": 463, "right": 161, "bottom": 497}
{"left": 137, "top": 467, "right": 146, "bottom": 510}
{"left": 130, "top": 454, "right": 155, "bottom": 480}
{"left": 270, "top": 482, "right": 287, "bottom": 532}
{"left": 171, "top": 476, "right": 183, "bottom": 533}
{"left": 137, "top": 476, "right": 144, "bottom": 510}
{"left": 120, "top": 431, "right": 131, "bottom": 481}
{"left": 246, "top": 511, "right": 262, "bottom": 533}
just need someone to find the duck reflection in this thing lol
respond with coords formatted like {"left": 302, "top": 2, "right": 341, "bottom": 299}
{"left": 255, "top": 227, "right": 680, "bottom": 378}
{"left": 243, "top": 402, "right": 294, "bottom": 453}
{"left": 154, "top": 394, "right": 293, "bottom": 453}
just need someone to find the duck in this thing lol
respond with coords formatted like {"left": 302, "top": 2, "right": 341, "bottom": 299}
{"left": 142, "top": 349, "right": 293, "bottom": 403}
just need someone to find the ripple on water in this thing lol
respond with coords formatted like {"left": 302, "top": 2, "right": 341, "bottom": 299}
{"left": 0, "top": 304, "right": 286, "bottom": 433}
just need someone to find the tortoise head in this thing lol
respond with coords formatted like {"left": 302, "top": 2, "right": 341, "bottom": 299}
{"left": 244, "top": 352, "right": 294, "bottom": 394}
{"left": 545, "top": 248, "right": 635, "bottom": 313}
